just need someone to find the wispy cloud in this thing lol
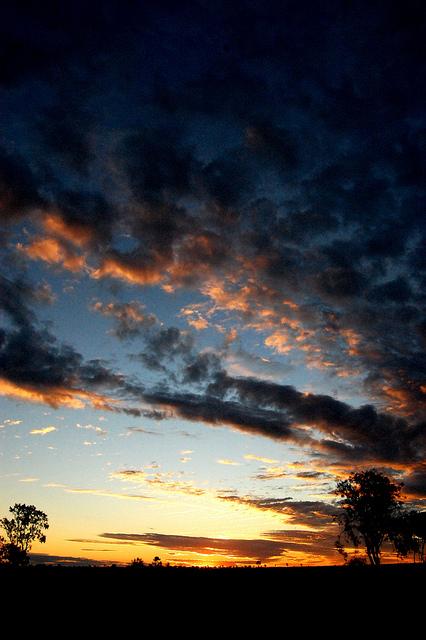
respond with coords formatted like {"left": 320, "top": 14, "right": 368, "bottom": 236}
{"left": 64, "top": 488, "right": 152, "bottom": 501}
{"left": 30, "top": 426, "right": 57, "bottom": 436}
{"left": 244, "top": 454, "right": 279, "bottom": 464}
{"left": 0, "top": 418, "right": 23, "bottom": 429}
{"left": 111, "top": 468, "right": 206, "bottom": 496}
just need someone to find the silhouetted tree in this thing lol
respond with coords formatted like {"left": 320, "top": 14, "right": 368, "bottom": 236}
{"left": 0, "top": 503, "right": 49, "bottom": 565}
{"left": 391, "top": 510, "right": 426, "bottom": 563}
{"left": 129, "top": 557, "right": 145, "bottom": 568}
{"left": 412, "top": 510, "right": 426, "bottom": 562}
{"left": 0, "top": 540, "right": 30, "bottom": 566}
{"left": 334, "top": 469, "right": 403, "bottom": 566}
{"left": 346, "top": 554, "right": 368, "bottom": 567}
{"left": 152, "top": 556, "right": 162, "bottom": 567}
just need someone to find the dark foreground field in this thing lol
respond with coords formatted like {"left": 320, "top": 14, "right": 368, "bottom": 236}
{"left": 2, "top": 564, "right": 424, "bottom": 627}
{"left": 2, "top": 562, "right": 424, "bottom": 592}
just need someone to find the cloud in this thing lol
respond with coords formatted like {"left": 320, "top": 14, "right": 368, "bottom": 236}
{"left": 134, "top": 326, "right": 194, "bottom": 373}
{"left": 91, "top": 301, "right": 157, "bottom": 339}
{"left": 0, "top": 272, "right": 423, "bottom": 469}
{"left": 64, "top": 488, "right": 152, "bottom": 501}
{"left": 18, "top": 236, "right": 86, "bottom": 272}
{"left": 137, "top": 372, "right": 425, "bottom": 465}
{"left": 263, "top": 528, "right": 339, "bottom": 560}
{"left": 402, "top": 463, "right": 426, "bottom": 498}
{"left": 216, "top": 459, "right": 241, "bottom": 466}
{"left": 30, "top": 426, "right": 57, "bottom": 436}
{"left": 141, "top": 388, "right": 299, "bottom": 443}
{"left": 76, "top": 423, "right": 107, "bottom": 436}
{"left": 219, "top": 495, "right": 339, "bottom": 528}
{"left": 253, "top": 467, "right": 287, "bottom": 481}
{"left": 244, "top": 454, "right": 279, "bottom": 464}
{"left": 100, "top": 531, "right": 288, "bottom": 563}
{"left": 111, "top": 468, "right": 206, "bottom": 496}
{"left": 0, "top": 0, "right": 425, "bottom": 486}
{"left": 0, "top": 148, "right": 43, "bottom": 220}
{"left": 0, "top": 275, "right": 147, "bottom": 413}
{"left": 0, "top": 418, "right": 22, "bottom": 429}
{"left": 29, "top": 553, "right": 110, "bottom": 566}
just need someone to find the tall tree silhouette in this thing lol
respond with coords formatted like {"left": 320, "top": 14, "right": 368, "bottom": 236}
{"left": 334, "top": 469, "right": 402, "bottom": 566}
{"left": 392, "top": 510, "right": 426, "bottom": 563}
{"left": 0, "top": 503, "right": 49, "bottom": 565}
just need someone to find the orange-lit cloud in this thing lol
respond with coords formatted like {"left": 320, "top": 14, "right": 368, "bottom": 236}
{"left": 264, "top": 330, "right": 293, "bottom": 354}
{"left": 187, "top": 316, "right": 209, "bottom": 330}
{"left": 0, "top": 377, "right": 115, "bottom": 411}
{"left": 340, "top": 328, "right": 362, "bottom": 356}
{"left": 91, "top": 257, "right": 164, "bottom": 286}
{"left": 18, "top": 237, "right": 86, "bottom": 272}
{"left": 42, "top": 213, "right": 93, "bottom": 247}
{"left": 382, "top": 386, "right": 413, "bottom": 414}
{"left": 201, "top": 279, "right": 252, "bottom": 313}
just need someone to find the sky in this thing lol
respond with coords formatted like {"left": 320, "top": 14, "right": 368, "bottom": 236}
{"left": 0, "top": 0, "right": 425, "bottom": 567}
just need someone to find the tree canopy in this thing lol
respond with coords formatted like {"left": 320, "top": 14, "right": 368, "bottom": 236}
{"left": 334, "top": 469, "right": 403, "bottom": 566}
{"left": 0, "top": 503, "right": 49, "bottom": 565}
{"left": 391, "top": 509, "right": 426, "bottom": 563}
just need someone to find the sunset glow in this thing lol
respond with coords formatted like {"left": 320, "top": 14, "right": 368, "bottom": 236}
{"left": 1, "top": 1, "right": 424, "bottom": 569}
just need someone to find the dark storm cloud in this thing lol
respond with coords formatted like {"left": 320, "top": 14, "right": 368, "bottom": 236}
{"left": 50, "top": 189, "right": 117, "bottom": 245}
{"left": 0, "top": 323, "right": 128, "bottom": 398}
{"left": 117, "top": 129, "right": 196, "bottom": 207}
{"left": 0, "top": 273, "right": 146, "bottom": 410}
{"left": 0, "top": 1, "right": 424, "bottom": 446}
{"left": 0, "top": 274, "right": 37, "bottom": 326}
{"left": 0, "top": 0, "right": 154, "bottom": 87}
{"left": 182, "top": 352, "right": 223, "bottom": 385}
{"left": 402, "top": 464, "right": 426, "bottom": 497}
{"left": 0, "top": 149, "right": 44, "bottom": 220}
{"left": 134, "top": 326, "right": 194, "bottom": 372}
{"left": 208, "top": 373, "right": 426, "bottom": 462}
{"left": 245, "top": 123, "right": 300, "bottom": 174}
{"left": 37, "top": 89, "right": 97, "bottom": 175}
{"left": 141, "top": 388, "right": 298, "bottom": 442}
{"left": 100, "top": 531, "right": 288, "bottom": 562}
{"left": 132, "top": 368, "right": 425, "bottom": 464}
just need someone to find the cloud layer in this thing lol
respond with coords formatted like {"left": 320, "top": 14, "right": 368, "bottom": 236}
{"left": 1, "top": 1, "right": 425, "bottom": 541}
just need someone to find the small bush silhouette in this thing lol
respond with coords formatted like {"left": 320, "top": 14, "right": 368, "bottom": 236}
{"left": 129, "top": 557, "right": 145, "bottom": 568}
{"left": 346, "top": 556, "right": 368, "bottom": 568}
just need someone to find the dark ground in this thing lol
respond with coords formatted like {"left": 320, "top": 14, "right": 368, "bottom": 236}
{"left": 2, "top": 562, "right": 424, "bottom": 592}
{"left": 1, "top": 563, "right": 423, "bottom": 628}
